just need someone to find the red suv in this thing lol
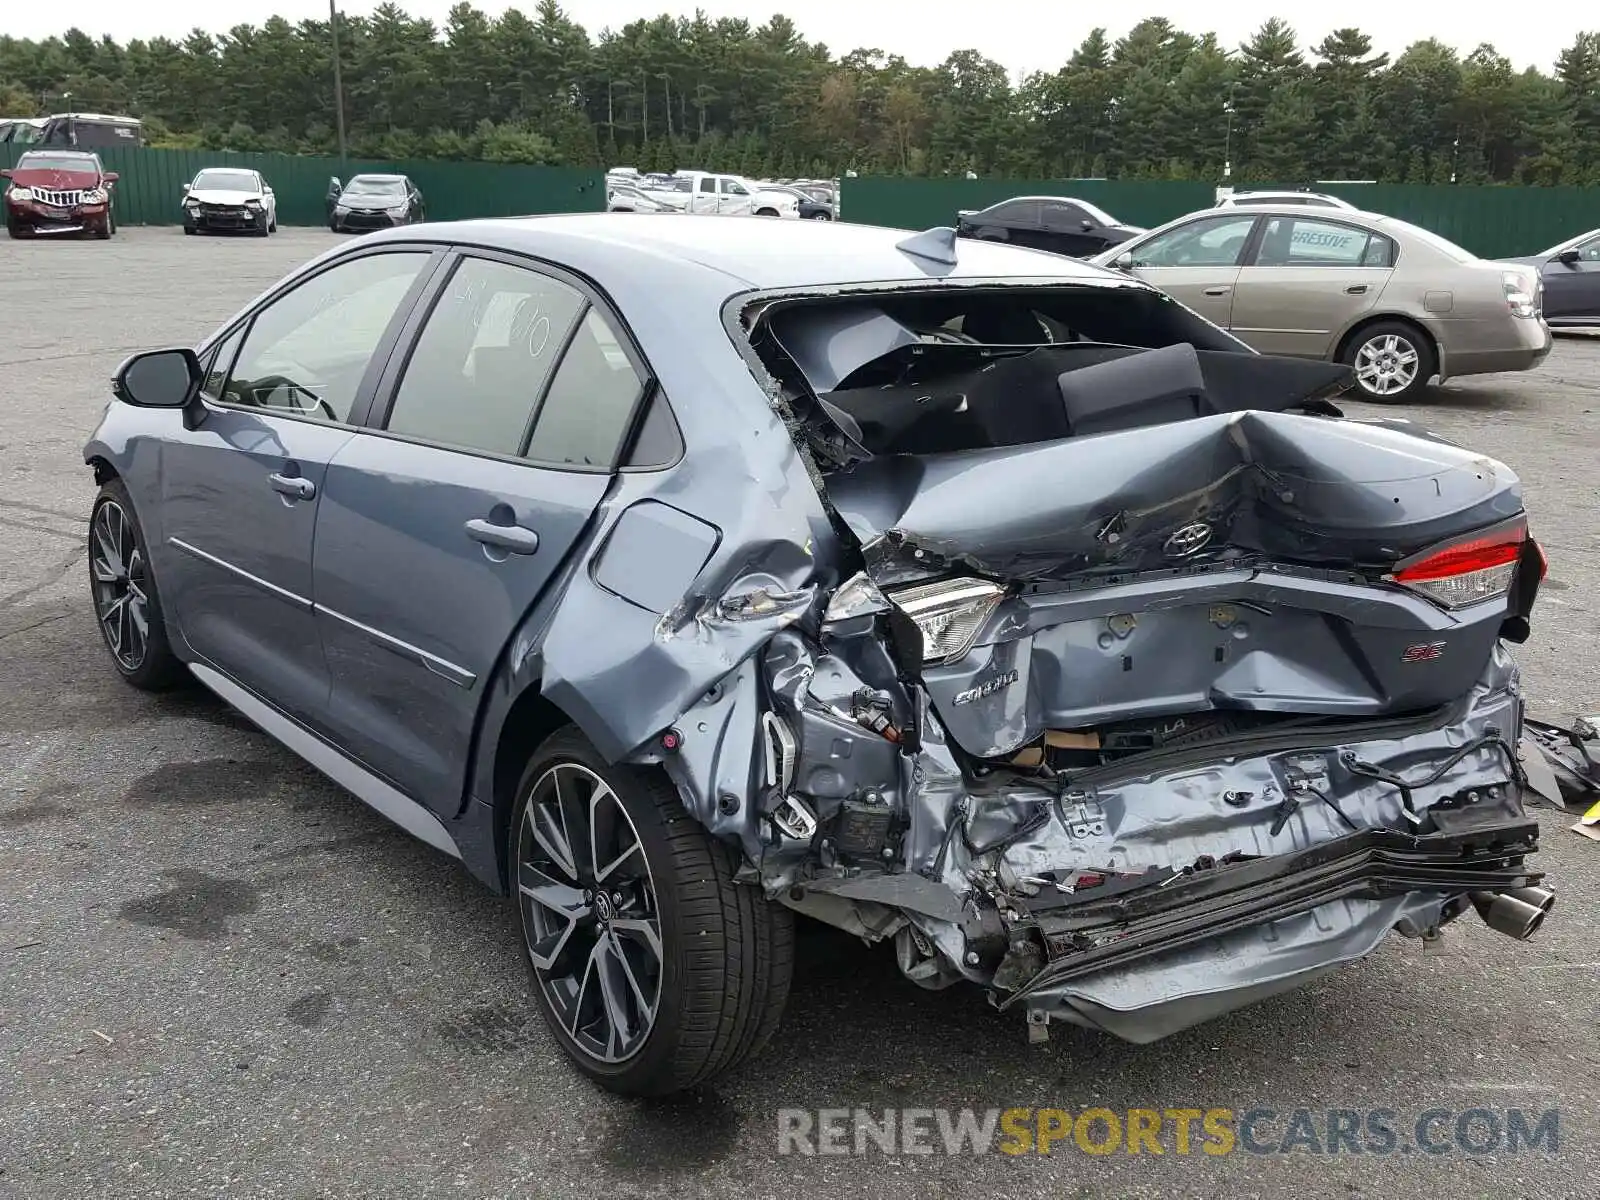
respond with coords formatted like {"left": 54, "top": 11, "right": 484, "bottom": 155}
{"left": 3, "top": 149, "right": 119, "bottom": 239}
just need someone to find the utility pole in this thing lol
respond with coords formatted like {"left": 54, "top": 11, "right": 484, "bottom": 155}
{"left": 329, "top": 0, "right": 348, "bottom": 164}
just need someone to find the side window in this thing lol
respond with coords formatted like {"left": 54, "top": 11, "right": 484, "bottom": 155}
{"left": 220, "top": 252, "right": 428, "bottom": 421}
{"left": 1577, "top": 233, "right": 1600, "bottom": 262}
{"left": 525, "top": 308, "right": 647, "bottom": 468}
{"left": 1132, "top": 215, "right": 1257, "bottom": 268}
{"left": 201, "top": 325, "right": 246, "bottom": 398}
{"left": 1042, "top": 201, "right": 1086, "bottom": 230}
{"left": 990, "top": 200, "right": 1041, "bottom": 226}
{"left": 698, "top": 178, "right": 716, "bottom": 194}
{"left": 723, "top": 179, "right": 749, "bottom": 196}
{"left": 385, "top": 257, "right": 585, "bottom": 457}
{"left": 1255, "top": 217, "right": 1377, "bottom": 267}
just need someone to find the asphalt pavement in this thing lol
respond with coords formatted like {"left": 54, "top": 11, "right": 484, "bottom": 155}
{"left": 2, "top": 227, "right": 1598, "bottom": 1199}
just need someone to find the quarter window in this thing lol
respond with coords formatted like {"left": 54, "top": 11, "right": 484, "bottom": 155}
{"left": 1132, "top": 215, "right": 1257, "bottom": 268}
{"left": 219, "top": 252, "right": 428, "bottom": 422}
{"left": 385, "top": 257, "right": 586, "bottom": 457}
{"left": 525, "top": 308, "right": 647, "bottom": 468}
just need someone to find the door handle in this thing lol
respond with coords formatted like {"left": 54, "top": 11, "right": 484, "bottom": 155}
{"left": 1202, "top": 286, "right": 1231, "bottom": 296}
{"left": 465, "top": 518, "right": 540, "bottom": 555}
{"left": 268, "top": 472, "right": 315, "bottom": 500}
{"left": 1346, "top": 284, "right": 1369, "bottom": 295}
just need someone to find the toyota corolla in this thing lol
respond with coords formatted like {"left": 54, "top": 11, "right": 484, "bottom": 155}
{"left": 85, "top": 215, "right": 1562, "bottom": 1096}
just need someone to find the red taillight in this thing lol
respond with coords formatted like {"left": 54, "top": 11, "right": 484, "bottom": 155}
{"left": 1390, "top": 522, "right": 1527, "bottom": 609}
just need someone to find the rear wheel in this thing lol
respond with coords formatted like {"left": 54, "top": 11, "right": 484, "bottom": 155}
{"left": 88, "top": 480, "right": 187, "bottom": 691}
{"left": 755, "top": 207, "right": 779, "bottom": 217}
{"left": 511, "top": 727, "right": 793, "bottom": 1096}
{"left": 1341, "top": 321, "right": 1433, "bottom": 402}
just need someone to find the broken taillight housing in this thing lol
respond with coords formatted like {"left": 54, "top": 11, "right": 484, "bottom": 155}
{"left": 889, "top": 577, "right": 1005, "bottom": 664}
{"left": 1390, "top": 520, "right": 1527, "bottom": 609}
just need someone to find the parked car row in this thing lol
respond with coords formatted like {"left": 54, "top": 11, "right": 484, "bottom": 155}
{"left": 605, "top": 167, "right": 836, "bottom": 220}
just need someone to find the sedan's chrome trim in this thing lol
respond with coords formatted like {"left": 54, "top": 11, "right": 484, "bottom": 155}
{"left": 316, "top": 603, "right": 477, "bottom": 688}
{"left": 168, "top": 537, "right": 312, "bottom": 611}
{"left": 187, "top": 661, "right": 462, "bottom": 859}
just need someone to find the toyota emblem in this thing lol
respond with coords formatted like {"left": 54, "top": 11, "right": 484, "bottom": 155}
{"left": 1164, "top": 522, "right": 1213, "bottom": 558}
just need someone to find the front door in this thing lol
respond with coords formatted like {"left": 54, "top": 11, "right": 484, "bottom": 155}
{"left": 158, "top": 249, "right": 434, "bottom": 726}
{"left": 1228, "top": 215, "right": 1396, "bottom": 357}
{"left": 1542, "top": 232, "right": 1600, "bottom": 324}
{"left": 1125, "top": 212, "right": 1260, "bottom": 330}
{"left": 312, "top": 253, "right": 650, "bottom": 812}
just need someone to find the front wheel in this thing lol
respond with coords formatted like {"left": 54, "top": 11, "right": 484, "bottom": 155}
{"left": 88, "top": 480, "right": 188, "bottom": 690}
{"left": 1342, "top": 321, "right": 1434, "bottom": 402}
{"left": 512, "top": 728, "right": 793, "bottom": 1096}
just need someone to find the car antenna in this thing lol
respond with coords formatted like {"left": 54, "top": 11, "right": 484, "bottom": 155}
{"left": 894, "top": 226, "right": 959, "bottom": 268}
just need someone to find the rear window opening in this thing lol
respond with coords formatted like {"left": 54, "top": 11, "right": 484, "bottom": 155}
{"left": 745, "top": 285, "right": 1350, "bottom": 464}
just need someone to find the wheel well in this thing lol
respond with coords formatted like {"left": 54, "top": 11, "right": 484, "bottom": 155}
{"left": 88, "top": 455, "right": 118, "bottom": 485}
{"left": 1336, "top": 314, "right": 1437, "bottom": 371}
{"left": 490, "top": 686, "right": 572, "bottom": 887}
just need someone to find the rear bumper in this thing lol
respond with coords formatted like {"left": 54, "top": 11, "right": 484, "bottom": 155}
{"left": 1011, "top": 813, "right": 1540, "bottom": 1037}
{"left": 1434, "top": 317, "right": 1552, "bottom": 381}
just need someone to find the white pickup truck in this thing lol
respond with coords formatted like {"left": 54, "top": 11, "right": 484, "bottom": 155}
{"left": 640, "top": 171, "right": 800, "bottom": 218}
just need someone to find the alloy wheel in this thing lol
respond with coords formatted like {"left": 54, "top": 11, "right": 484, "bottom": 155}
{"left": 517, "top": 762, "right": 663, "bottom": 1064}
{"left": 89, "top": 500, "right": 149, "bottom": 671}
{"left": 1353, "top": 333, "right": 1419, "bottom": 397}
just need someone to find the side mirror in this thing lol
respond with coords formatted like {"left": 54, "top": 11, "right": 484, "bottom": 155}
{"left": 113, "top": 348, "right": 202, "bottom": 410}
{"left": 1113, "top": 250, "right": 1135, "bottom": 271}
{"left": 104, "top": 172, "right": 119, "bottom": 183}
{"left": 181, "top": 182, "right": 191, "bottom": 193}
{"left": 1081, "top": 219, "right": 1095, "bottom": 231}
{"left": 1556, "top": 247, "right": 1581, "bottom": 265}
{"left": 0, "top": 169, "right": 11, "bottom": 180}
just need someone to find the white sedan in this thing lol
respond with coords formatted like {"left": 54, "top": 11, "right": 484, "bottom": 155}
{"left": 181, "top": 167, "right": 277, "bottom": 236}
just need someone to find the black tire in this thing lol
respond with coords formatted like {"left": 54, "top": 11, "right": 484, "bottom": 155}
{"left": 88, "top": 479, "right": 188, "bottom": 691}
{"left": 253, "top": 220, "right": 270, "bottom": 238}
{"left": 183, "top": 222, "right": 196, "bottom": 236}
{"left": 1340, "top": 320, "right": 1434, "bottom": 403}
{"left": 93, "top": 217, "right": 111, "bottom": 240}
{"left": 268, "top": 215, "right": 277, "bottom": 233}
{"left": 511, "top": 726, "right": 793, "bottom": 1097}
{"left": 5, "top": 219, "right": 27, "bottom": 239}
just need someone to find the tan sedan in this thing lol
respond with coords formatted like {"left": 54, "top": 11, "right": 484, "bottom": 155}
{"left": 1089, "top": 205, "right": 1551, "bottom": 401}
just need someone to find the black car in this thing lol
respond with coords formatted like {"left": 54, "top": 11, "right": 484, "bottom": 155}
{"left": 764, "top": 184, "right": 834, "bottom": 220}
{"left": 956, "top": 195, "right": 1144, "bottom": 258}
{"left": 329, "top": 174, "right": 426, "bottom": 232}
{"left": 1499, "top": 228, "right": 1600, "bottom": 328}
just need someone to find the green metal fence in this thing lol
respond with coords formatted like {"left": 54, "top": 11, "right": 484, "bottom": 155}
{"left": 839, "top": 176, "right": 1600, "bottom": 259}
{"left": 1, "top": 144, "right": 603, "bottom": 227}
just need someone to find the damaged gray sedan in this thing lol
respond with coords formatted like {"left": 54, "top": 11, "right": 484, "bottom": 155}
{"left": 85, "top": 215, "right": 1556, "bottom": 1096}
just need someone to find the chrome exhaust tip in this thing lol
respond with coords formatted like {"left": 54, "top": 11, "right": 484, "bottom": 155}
{"left": 1470, "top": 888, "right": 1555, "bottom": 941}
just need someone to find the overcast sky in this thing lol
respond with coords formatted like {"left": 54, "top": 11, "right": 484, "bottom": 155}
{"left": 8, "top": 0, "right": 1589, "bottom": 79}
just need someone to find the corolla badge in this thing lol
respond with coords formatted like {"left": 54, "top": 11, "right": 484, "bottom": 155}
{"left": 1164, "top": 522, "right": 1213, "bottom": 558}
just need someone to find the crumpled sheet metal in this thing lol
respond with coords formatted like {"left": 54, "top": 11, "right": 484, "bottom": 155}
{"left": 824, "top": 409, "right": 1522, "bottom": 583}
{"left": 1519, "top": 716, "right": 1600, "bottom": 808}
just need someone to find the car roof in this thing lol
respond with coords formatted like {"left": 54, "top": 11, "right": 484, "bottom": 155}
{"left": 18, "top": 149, "right": 98, "bottom": 161}
{"left": 348, "top": 173, "right": 407, "bottom": 183}
{"left": 364, "top": 213, "right": 1124, "bottom": 293}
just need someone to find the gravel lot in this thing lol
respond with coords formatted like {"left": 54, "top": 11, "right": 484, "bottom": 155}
{"left": 2, "top": 227, "right": 1598, "bottom": 1199}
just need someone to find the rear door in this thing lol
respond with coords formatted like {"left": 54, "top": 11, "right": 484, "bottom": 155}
{"left": 157, "top": 249, "right": 436, "bottom": 727}
{"left": 1228, "top": 215, "right": 1396, "bottom": 357}
{"left": 1125, "top": 212, "right": 1260, "bottom": 330}
{"left": 1038, "top": 199, "right": 1099, "bottom": 257}
{"left": 311, "top": 251, "right": 652, "bottom": 812}
{"left": 689, "top": 175, "right": 717, "bottom": 214}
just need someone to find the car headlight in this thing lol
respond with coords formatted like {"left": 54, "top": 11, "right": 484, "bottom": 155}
{"left": 183, "top": 195, "right": 200, "bottom": 207}
{"left": 888, "top": 578, "right": 1006, "bottom": 665}
{"left": 245, "top": 199, "right": 263, "bottom": 209}
{"left": 6, "top": 186, "right": 33, "bottom": 202}
{"left": 82, "top": 188, "right": 107, "bottom": 204}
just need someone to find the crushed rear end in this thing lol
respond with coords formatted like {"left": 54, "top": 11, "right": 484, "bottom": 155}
{"left": 684, "top": 269, "right": 1560, "bottom": 1042}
